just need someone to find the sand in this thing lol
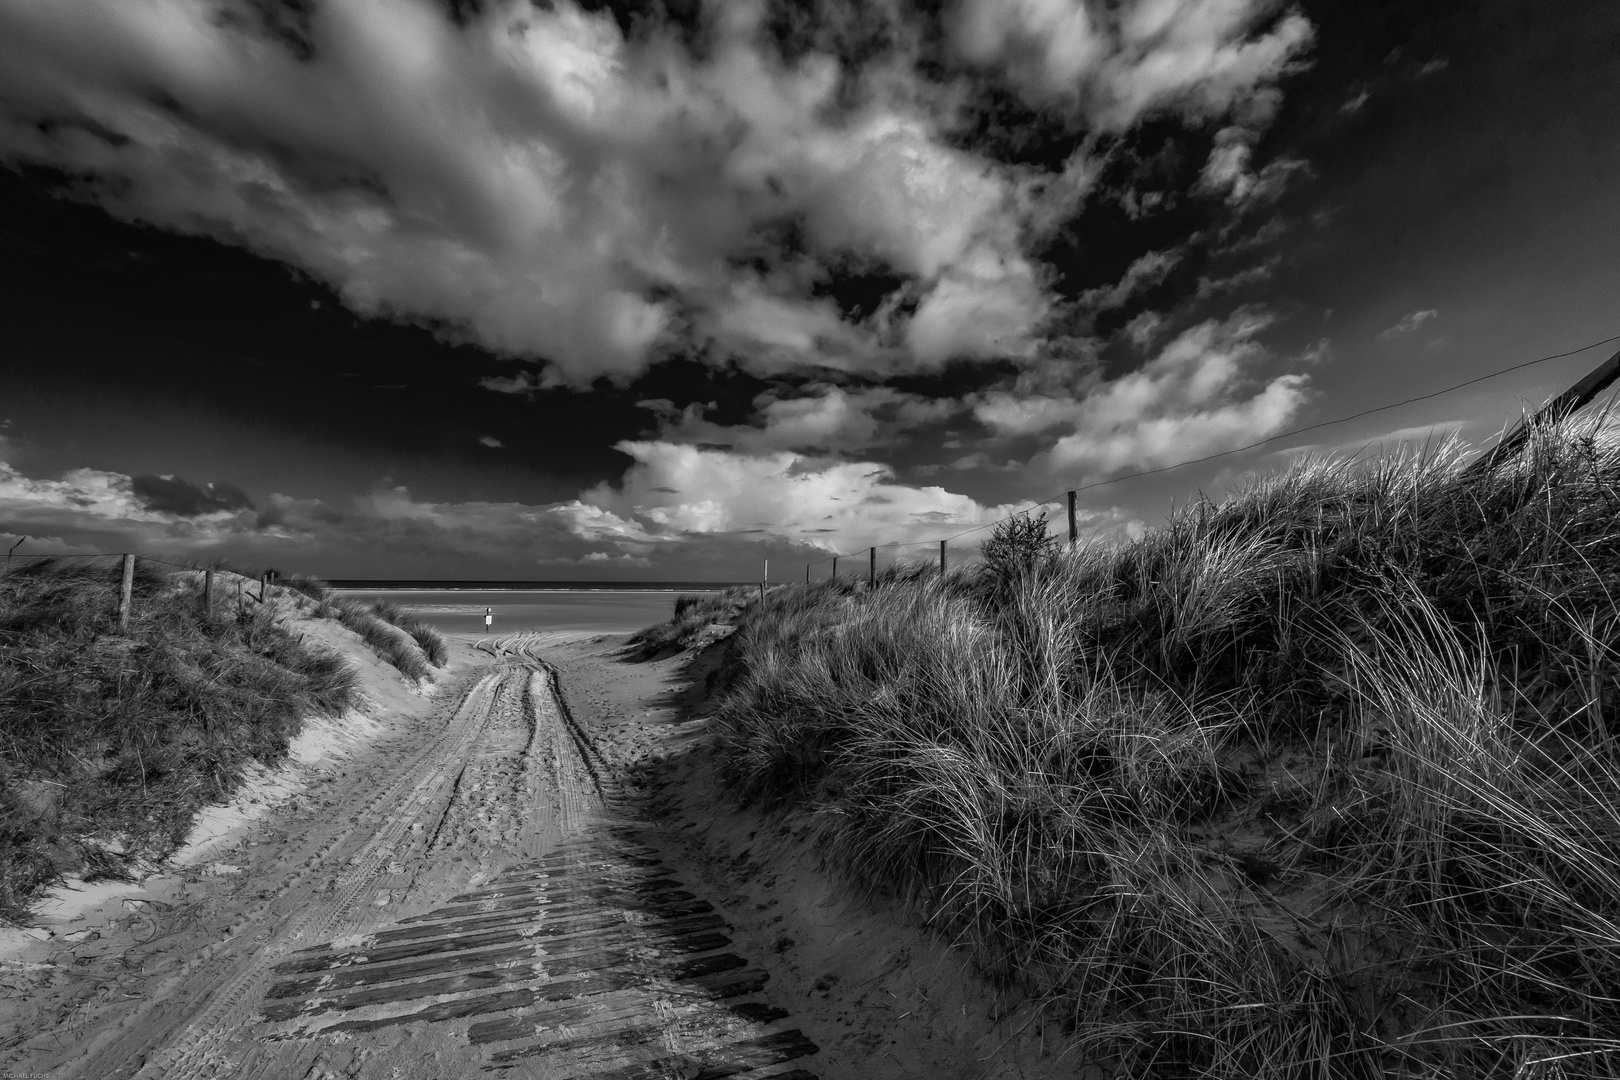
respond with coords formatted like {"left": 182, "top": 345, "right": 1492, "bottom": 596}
{"left": 1, "top": 607, "right": 1072, "bottom": 1079}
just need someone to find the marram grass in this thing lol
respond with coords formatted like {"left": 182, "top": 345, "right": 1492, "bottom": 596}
{"left": 686, "top": 415, "right": 1620, "bottom": 1079}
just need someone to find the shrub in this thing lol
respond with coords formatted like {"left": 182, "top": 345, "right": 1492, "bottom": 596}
{"left": 979, "top": 511, "right": 1059, "bottom": 580}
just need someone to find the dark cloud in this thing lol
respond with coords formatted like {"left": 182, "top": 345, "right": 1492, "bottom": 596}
{"left": 131, "top": 474, "right": 255, "bottom": 517}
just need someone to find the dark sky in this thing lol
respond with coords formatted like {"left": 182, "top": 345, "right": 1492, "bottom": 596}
{"left": 2, "top": 0, "right": 1618, "bottom": 579}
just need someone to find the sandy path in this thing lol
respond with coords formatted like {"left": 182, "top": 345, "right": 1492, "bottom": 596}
{"left": 12, "top": 632, "right": 819, "bottom": 1080}
{"left": 8, "top": 627, "right": 1067, "bottom": 1079}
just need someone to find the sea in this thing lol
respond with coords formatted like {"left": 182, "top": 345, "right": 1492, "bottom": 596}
{"left": 330, "top": 582, "right": 735, "bottom": 636}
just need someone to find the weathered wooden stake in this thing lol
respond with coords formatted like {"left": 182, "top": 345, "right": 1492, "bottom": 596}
{"left": 832, "top": 556, "right": 838, "bottom": 579}
{"left": 204, "top": 568, "right": 214, "bottom": 614}
{"left": 939, "top": 539, "right": 947, "bottom": 574}
{"left": 1068, "top": 490, "right": 1078, "bottom": 546}
{"left": 805, "top": 564, "right": 809, "bottom": 584}
{"left": 869, "top": 546, "right": 876, "bottom": 585}
{"left": 118, "top": 553, "right": 135, "bottom": 631}
{"left": 260, "top": 573, "right": 268, "bottom": 604}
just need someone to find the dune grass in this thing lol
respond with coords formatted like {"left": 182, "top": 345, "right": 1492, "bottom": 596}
{"left": 366, "top": 598, "right": 449, "bottom": 667}
{"left": 0, "top": 559, "right": 358, "bottom": 916}
{"left": 626, "top": 587, "right": 753, "bottom": 657}
{"left": 329, "top": 597, "right": 444, "bottom": 679}
{"left": 693, "top": 415, "right": 1620, "bottom": 1079}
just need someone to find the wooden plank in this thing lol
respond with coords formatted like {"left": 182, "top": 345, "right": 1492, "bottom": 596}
{"left": 472, "top": 995, "right": 788, "bottom": 1052}
{"left": 449, "top": 878, "right": 684, "bottom": 905}
{"left": 272, "top": 967, "right": 772, "bottom": 1042}
{"left": 542, "top": 1029, "right": 820, "bottom": 1080}
{"left": 266, "top": 941, "right": 540, "bottom": 1001}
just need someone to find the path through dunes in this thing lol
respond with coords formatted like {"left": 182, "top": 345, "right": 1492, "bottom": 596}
{"left": 46, "top": 632, "right": 819, "bottom": 1080}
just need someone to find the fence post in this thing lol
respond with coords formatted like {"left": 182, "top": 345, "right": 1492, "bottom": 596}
{"left": 939, "top": 539, "right": 946, "bottom": 574}
{"left": 260, "top": 572, "right": 268, "bottom": 604}
{"left": 832, "top": 556, "right": 837, "bottom": 579}
{"left": 1068, "top": 490, "right": 1078, "bottom": 546}
{"left": 805, "top": 564, "right": 809, "bottom": 584}
{"left": 118, "top": 553, "right": 135, "bottom": 631}
{"left": 204, "top": 568, "right": 214, "bottom": 614}
{"left": 869, "top": 546, "right": 876, "bottom": 585}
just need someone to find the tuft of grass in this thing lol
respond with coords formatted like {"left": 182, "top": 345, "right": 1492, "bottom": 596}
{"left": 626, "top": 587, "right": 754, "bottom": 658}
{"left": 697, "top": 415, "right": 1620, "bottom": 1079}
{"left": 366, "top": 598, "right": 449, "bottom": 667}
{"left": 329, "top": 599, "right": 431, "bottom": 680}
{"left": 0, "top": 559, "right": 357, "bottom": 916}
{"left": 279, "top": 573, "right": 333, "bottom": 604}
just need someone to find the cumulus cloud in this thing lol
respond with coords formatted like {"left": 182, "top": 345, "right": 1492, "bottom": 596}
{"left": 974, "top": 311, "right": 1310, "bottom": 478}
{"left": 583, "top": 441, "right": 1011, "bottom": 551}
{"left": 0, "top": 0, "right": 1311, "bottom": 388}
{"left": 949, "top": 0, "right": 1313, "bottom": 127}
{"left": 1378, "top": 309, "right": 1439, "bottom": 340}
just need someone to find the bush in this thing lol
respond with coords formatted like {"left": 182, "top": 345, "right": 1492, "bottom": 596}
{"left": 709, "top": 416, "right": 1620, "bottom": 1079}
{"left": 979, "top": 511, "right": 1059, "bottom": 579}
{"left": 0, "top": 560, "right": 357, "bottom": 915}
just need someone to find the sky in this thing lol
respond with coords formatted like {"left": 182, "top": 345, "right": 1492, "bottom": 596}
{"left": 1, "top": 0, "right": 1619, "bottom": 581}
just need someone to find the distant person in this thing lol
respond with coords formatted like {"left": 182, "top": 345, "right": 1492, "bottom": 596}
{"left": 484, "top": 607, "right": 493, "bottom": 634}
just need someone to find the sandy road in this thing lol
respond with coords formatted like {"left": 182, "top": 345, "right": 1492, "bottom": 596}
{"left": 39, "top": 632, "right": 818, "bottom": 1080}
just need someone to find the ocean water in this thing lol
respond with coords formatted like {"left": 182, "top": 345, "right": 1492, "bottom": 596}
{"left": 333, "top": 588, "right": 711, "bottom": 636}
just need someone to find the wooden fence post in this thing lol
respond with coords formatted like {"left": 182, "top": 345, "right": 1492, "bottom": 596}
{"left": 204, "top": 568, "right": 214, "bottom": 614}
{"left": 805, "top": 564, "right": 809, "bottom": 584}
{"left": 869, "top": 546, "right": 876, "bottom": 585}
{"left": 832, "top": 556, "right": 838, "bottom": 579}
{"left": 118, "top": 554, "right": 135, "bottom": 631}
{"left": 939, "top": 539, "right": 946, "bottom": 574}
{"left": 1068, "top": 490, "right": 1078, "bottom": 546}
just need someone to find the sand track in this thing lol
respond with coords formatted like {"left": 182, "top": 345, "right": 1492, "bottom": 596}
{"left": 32, "top": 633, "right": 818, "bottom": 1080}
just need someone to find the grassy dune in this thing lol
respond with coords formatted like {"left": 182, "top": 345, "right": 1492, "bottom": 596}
{"left": 693, "top": 417, "right": 1620, "bottom": 1079}
{"left": 0, "top": 560, "right": 363, "bottom": 915}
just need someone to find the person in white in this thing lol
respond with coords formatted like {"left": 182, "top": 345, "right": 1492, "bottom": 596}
{"left": 484, "top": 607, "right": 493, "bottom": 634}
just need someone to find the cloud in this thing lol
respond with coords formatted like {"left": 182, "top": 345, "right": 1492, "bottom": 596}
{"left": 949, "top": 0, "right": 1314, "bottom": 127}
{"left": 1197, "top": 128, "right": 1308, "bottom": 207}
{"left": 583, "top": 441, "right": 1013, "bottom": 552}
{"left": 131, "top": 474, "right": 255, "bottom": 516}
{"left": 644, "top": 385, "right": 955, "bottom": 454}
{"left": 1378, "top": 309, "right": 1439, "bottom": 340}
{"left": 478, "top": 435, "right": 504, "bottom": 448}
{"left": 1081, "top": 249, "right": 1182, "bottom": 311}
{"left": 973, "top": 311, "right": 1310, "bottom": 479}
{"left": 0, "top": 448, "right": 1017, "bottom": 575}
{"left": 0, "top": 0, "right": 1313, "bottom": 389}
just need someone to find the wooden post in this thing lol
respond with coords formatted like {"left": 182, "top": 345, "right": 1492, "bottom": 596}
{"left": 260, "top": 573, "right": 268, "bottom": 604}
{"left": 805, "top": 564, "right": 810, "bottom": 584}
{"left": 939, "top": 539, "right": 946, "bottom": 574}
{"left": 118, "top": 553, "right": 135, "bottom": 631}
{"left": 204, "top": 568, "right": 214, "bottom": 614}
{"left": 832, "top": 556, "right": 838, "bottom": 579}
{"left": 869, "top": 546, "right": 876, "bottom": 585}
{"left": 1068, "top": 490, "right": 1078, "bottom": 546}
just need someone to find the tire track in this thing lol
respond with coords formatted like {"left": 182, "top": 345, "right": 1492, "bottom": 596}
{"left": 53, "top": 633, "right": 821, "bottom": 1080}
{"left": 250, "top": 634, "right": 821, "bottom": 1079}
